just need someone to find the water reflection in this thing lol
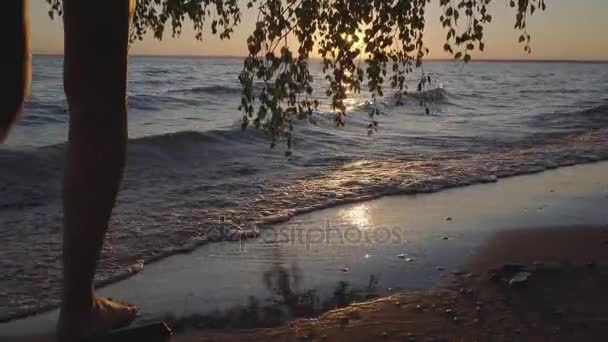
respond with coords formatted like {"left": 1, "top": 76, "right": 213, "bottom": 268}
{"left": 340, "top": 204, "right": 371, "bottom": 229}
{"left": 166, "top": 247, "right": 380, "bottom": 332}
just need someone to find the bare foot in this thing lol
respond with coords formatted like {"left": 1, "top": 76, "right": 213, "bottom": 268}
{"left": 57, "top": 295, "right": 138, "bottom": 340}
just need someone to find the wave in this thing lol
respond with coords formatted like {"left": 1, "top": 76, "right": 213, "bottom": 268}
{"left": 167, "top": 85, "right": 243, "bottom": 96}
{"left": 530, "top": 102, "right": 608, "bottom": 131}
{"left": 405, "top": 88, "right": 449, "bottom": 104}
{"left": 130, "top": 127, "right": 269, "bottom": 151}
{"left": 128, "top": 94, "right": 203, "bottom": 110}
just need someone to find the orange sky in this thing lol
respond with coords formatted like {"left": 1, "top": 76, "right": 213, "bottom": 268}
{"left": 30, "top": 0, "right": 608, "bottom": 60}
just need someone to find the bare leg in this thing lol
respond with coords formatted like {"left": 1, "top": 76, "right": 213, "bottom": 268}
{"left": 0, "top": 0, "right": 30, "bottom": 142}
{"left": 57, "top": 0, "right": 137, "bottom": 339}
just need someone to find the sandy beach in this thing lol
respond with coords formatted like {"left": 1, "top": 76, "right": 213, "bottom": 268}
{"left": 2, "top": 161, "right": 607, "bottom": 341}
{"left": 178, "top": 226, "right": 608, "bottom": 341}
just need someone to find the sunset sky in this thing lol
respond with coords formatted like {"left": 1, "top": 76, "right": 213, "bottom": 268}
{"left": 30, "top": 0, "right": 608, "bottom": 60}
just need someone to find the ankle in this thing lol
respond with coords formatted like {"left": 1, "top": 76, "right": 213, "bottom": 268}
{"left": 61, "top": 288, "right": 95, "bottom": 314}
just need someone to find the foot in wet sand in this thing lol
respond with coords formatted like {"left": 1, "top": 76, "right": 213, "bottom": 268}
{"left": 57, "top": 295, "right": 138, "bottom": 340}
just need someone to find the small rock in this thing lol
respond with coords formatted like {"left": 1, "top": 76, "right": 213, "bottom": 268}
{"left": 442, "top": 236, "right": 449, "bottom": 240}
{"left": 509, "top": 271, "right": 532, "bottom": 287}
{"left": 406, "top": 257, "right": 416, "bottom": 262}
{"left": 446, "top": 217, "right": 453, "bottom": 221}
{"left": 340, "top": 267, "right": 349, "bottom": 272}
{"left": 381, "top": 332, "right": 389, "bottom": 338}
{"left": 415, "top": 304, "right": 423, "bottom": 311}
{"left": 489, "top": 273, "right": 501, "bottom": 282}
{"left": 445, "top": 309, "right": 453, "bottom": 315}
{"left": 436, "top": 266, "right": 445, "bottom": 271}
{"left": 397, "top": 254, "right": 406, "bottom": 259}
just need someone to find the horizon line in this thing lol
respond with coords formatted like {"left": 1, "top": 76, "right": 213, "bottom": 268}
{"left": 32, "top": 53, "right": 608, "bottom": 63}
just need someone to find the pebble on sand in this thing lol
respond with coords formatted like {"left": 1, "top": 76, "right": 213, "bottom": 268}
{"left": 508, "top": 271, "right": 532, "bottom": 287}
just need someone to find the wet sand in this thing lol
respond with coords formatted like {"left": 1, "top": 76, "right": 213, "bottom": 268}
{"left": 177, "top": 226, "right": 608, "bottom": 341}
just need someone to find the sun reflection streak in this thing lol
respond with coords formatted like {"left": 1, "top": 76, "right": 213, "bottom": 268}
{"left": 342, "top": 204, "right": 371, "bottom": 229}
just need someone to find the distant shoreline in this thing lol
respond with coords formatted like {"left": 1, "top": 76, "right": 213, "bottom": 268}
{"left": 32, "top": 53, "right": 608, "bottom": 64}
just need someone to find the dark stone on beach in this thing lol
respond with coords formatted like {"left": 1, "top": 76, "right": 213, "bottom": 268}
{"left": 435, "top": 266, "right": 445, "bottom": 271}
{"left": 509, "top": 271, "right": 532, "bottom": 287}
{"left": 87, "top": 321, "right": 173, "bottom": 342}
{"left": 442, "top": 236, "right": 449, "bottom": 240}
{"left": 446, "top": 217, "right": 452, "bottom": 221}
{"left": 381, "top": 332, "right": 390, "bottom": 338}
{"left": 489, "top": 273, "right": 501, "bottom": 282}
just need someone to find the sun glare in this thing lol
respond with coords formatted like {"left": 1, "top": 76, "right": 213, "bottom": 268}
{"left": 342, "top": 204, "right": 371, "bottom": 229}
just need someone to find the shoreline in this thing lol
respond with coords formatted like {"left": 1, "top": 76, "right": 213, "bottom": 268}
{"left": 2, "top": 160, "right": 608, "bottom": 339}
{"left": 2, "top": 157, "right": 606, "bottom": 324}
